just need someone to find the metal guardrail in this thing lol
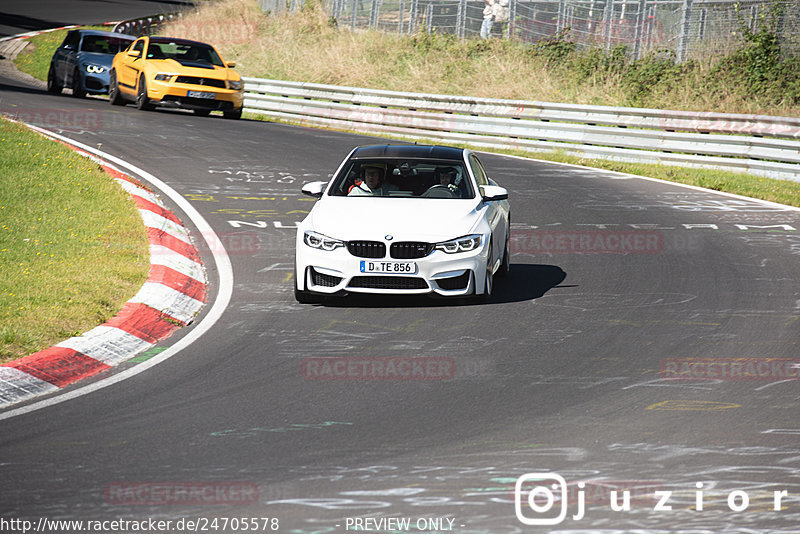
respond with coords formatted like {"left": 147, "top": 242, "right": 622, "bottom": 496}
{"left": 242, "top": 77, "right": 800, "bottom": 182}
{"left": 111, "top": 12, "right": 183, "bottom": 37}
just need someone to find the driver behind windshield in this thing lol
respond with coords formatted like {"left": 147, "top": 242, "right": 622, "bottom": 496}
{"left": 435, "top": 166, "right": 464, "bottom": 197}
{"left": 348, "top": 164, "right": 399, "bottom": 196}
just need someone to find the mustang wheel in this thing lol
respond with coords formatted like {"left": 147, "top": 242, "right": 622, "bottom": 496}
{"left": 223, "top": 108, "right": 242, "bottom": 120}
{"left": 108, "top": 70, "right": 125, "bottom": 105}
{"left": 136, "top": 75, "right": 154, "bottom": 111}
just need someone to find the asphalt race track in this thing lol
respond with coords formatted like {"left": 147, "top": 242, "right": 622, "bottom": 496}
{"left": 0, "top": 1, "right": 195, "bottom": 37}
{"left": 1, "top": 11, "right": 800, "bottom": 533}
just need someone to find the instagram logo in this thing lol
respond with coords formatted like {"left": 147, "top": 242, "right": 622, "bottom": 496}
{"left": 514, "top": 473, "right": 568, "bottom": 525}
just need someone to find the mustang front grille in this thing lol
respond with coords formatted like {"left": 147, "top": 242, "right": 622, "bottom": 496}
{"left": 347, "top": 241, "right": 386, "bottom": 258}
{"left": 175, "top": 76, "right": 226, "bottom": 88}
{"left": 348, "top": 276, "right": 428, "bottom": 290}
{"left": 390, "top": 242, "right": 433, "bottom": 259}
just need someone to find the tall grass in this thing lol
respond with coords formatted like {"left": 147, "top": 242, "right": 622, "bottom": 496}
{"left": 161, "top": 0, "right": 800, "bottom": 116}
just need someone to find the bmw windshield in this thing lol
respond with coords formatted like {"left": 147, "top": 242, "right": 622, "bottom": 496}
{"left": 328, "top": 159, "right": 475, "bottom": 199}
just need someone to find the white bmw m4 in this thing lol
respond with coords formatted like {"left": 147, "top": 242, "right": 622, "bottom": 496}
{"left": 294, "top": 145, "right": 511, "bottom": 303}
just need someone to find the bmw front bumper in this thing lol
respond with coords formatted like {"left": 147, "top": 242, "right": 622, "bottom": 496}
{"left": 295, "top": 236, "right": 490, "bottom": 297}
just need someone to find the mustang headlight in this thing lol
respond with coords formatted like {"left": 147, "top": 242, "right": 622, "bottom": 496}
{"left": 435, "top": 234, "right": 482, "bottom": 254}
{"left": 228, "top": 80, "right": 242, "bottom": 90}
{"left": 154, "top": 73, "right": 174, "bottom": 82}
{"left": 304, "top": 231, "right": 344, "bottom": 251}
{"left": 85, "top": 65, "right": 105, "bottom": 74}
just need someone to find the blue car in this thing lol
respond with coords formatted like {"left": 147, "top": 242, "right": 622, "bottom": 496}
{"left": 47, "top": 29, "right": 136, "bottom": 98}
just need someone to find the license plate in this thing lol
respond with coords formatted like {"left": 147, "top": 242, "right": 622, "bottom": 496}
{"left": 187, "top": 90, "right": 215, "bottom": 99}
{"left": 359, "top": 260, "right": 416, "bottom": 274}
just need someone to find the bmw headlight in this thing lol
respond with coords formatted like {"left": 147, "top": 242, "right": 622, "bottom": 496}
{"left": 154, "top": 73, "right": 173, "bottom": 82}
{"left": 304, "top": 231, "right": 344, "bottom": 251}
{"left": 228, "top": 80, "right": 242, "bottom": 90}
{"left": 435, "top": 234, "right": 482, "bottom": 254}
{"left": 85, "top": 65, "right": 105, "bottom": 74}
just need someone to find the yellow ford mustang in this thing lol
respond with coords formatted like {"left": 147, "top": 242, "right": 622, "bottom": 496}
{"left": 109, "top": 36, "right": 244, "bottom": 119}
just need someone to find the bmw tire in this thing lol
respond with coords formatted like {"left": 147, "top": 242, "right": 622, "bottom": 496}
{"left": 47, "top": 65, "right": 62, "bottom": 94}
{"left": 71, "top": 68, "right": 86, "bottom": 98}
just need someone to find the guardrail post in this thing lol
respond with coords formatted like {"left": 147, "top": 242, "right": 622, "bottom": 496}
{"left": 408, "top": 0, "right": 417, "bottom": 33}
{"left": 676, "top": 0, "right": 693, "bottom": 62}
{"left": 351, "top": 0, "right": 358, "bottom": 30}
{"left": 399, "top": 0, "right": 405, "bottom": 33}
{"left": 557, "top": 0, "right": 566, "bottom": 33}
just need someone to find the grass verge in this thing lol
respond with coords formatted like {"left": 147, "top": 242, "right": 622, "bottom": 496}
{"left": 0, "top": 118, "right": 149, "bottom": 363}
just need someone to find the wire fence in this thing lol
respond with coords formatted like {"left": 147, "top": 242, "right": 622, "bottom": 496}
{"left": 260, "top": 0, "right": 800, "bottom": 61}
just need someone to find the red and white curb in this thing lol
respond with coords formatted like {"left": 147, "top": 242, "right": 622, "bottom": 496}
{"left": 0, "top": 124, "right": 208, "bottom": 408}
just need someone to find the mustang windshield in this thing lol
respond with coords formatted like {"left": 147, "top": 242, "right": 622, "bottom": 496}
{"left": 146, "top": 39, "right": 225, "bottom": 67}
{"left": 329, "top": 159, "right": 474, "bottom": 199}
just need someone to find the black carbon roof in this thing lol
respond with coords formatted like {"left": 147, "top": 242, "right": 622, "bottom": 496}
{"left": 351, "top": 144, "right": 464, "bottom": 160}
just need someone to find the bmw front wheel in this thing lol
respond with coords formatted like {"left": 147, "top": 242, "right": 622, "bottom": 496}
{"left": 71, "top": 68, "right": 86, "bottom": 98}
{"left": 47, "top": 65, "right": 62, "bottom": 94}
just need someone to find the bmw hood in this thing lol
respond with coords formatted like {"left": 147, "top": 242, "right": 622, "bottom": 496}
{"left": 308, "top": 197, "right": 485, "bottom": 242}
{"left": 78, "top": 52, "right": 114, "bottom": 68}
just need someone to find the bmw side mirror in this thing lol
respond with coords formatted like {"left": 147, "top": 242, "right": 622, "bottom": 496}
{"left": 480, "top": 185, "right": 508, "bottom": 202}
{"left": 128, "top": 49, "right": 141, "bottom": 58}
{"left": 226, "top": 61, "right": 236, "bottom": 68}
{"left": 301, "top": 181, "right": 327, "bottom": 198}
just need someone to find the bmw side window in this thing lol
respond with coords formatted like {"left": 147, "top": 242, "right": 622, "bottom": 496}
{"left": 470, "top": 155, "right": 489, "bottom": 186}
{"left": 63, "top": 31, "right": 79, "bottom": 50}
{"left": 132, "top": 40, "right": 145, "bottom": 55}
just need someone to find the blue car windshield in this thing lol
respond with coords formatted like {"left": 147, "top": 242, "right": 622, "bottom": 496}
{"left": 329, "top": 159, "right": 474, "bottom": 199}
{"left": 80, "top": 35, "right": 133, "bottom": 54}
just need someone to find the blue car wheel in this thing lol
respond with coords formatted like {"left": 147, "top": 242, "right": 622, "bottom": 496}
{"left": 47, "top": 64, "right": 62, "bottom": 94}
{"left": 71, "top": 68, "right": 86, "bottom": 98}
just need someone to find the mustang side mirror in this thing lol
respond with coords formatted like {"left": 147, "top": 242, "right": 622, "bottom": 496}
{"left": 128, "top": 49, "right": 141, "bottom": 59}
{"left": 480, "top": 185, "right": 508, "bottom": 202}
{"left": 226, "top": 61, "right": 236, "bottom": 68}
{"left": 301, "top": 181, "right": 327, "bottom": 198}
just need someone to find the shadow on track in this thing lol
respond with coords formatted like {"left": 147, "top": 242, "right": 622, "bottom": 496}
{"left": 317, "top": 263, "right": 568, "bottom": 308}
